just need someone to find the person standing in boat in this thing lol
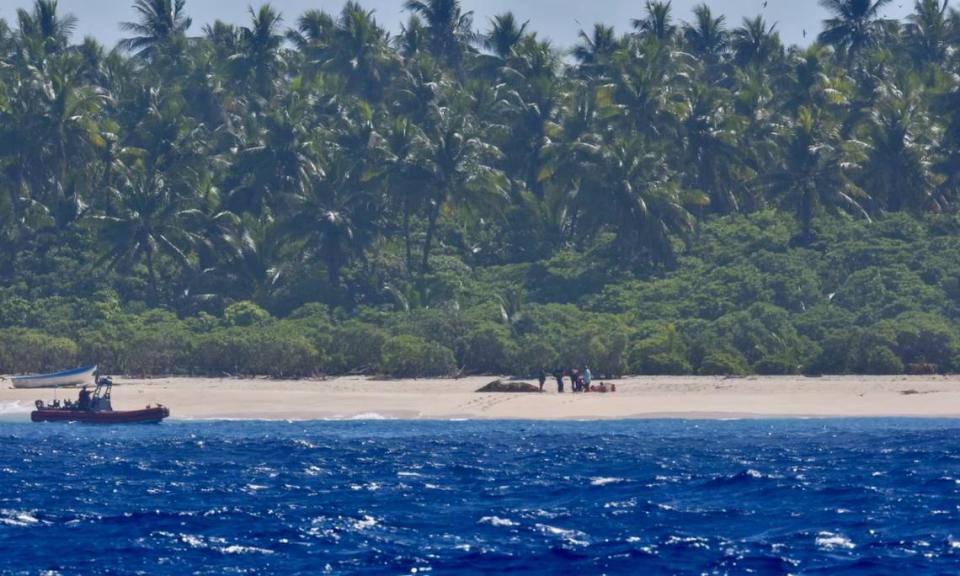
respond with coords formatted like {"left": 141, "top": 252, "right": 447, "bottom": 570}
{"left": 78, "top": 386, "right": 91, "bottom": 411}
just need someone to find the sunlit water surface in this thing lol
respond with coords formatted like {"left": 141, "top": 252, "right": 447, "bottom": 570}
{"left": 2, "top": 417, "right": 960, "bottom": 574}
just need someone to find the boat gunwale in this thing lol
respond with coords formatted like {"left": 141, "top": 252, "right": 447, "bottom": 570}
{"left": 12, "top": 365, "right": 97, "bottom": 381}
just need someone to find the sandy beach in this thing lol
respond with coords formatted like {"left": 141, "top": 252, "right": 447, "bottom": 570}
{"left": 2, "top": 374, "right": 960, "bottom": 420}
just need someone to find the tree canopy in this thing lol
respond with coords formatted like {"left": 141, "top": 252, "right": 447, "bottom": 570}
{"left": 2, "top": 0, "right": 960, "bottom": 377}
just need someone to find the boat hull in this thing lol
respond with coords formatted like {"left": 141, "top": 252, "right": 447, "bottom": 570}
{"left": 31, "top": 406, "right": 170, "bottom": 424}
{"left": 12, "top": 366, "right": 97, "bottom": 389}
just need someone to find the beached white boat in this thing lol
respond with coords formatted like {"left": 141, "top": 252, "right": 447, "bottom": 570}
{"left": 11, "top": 365, "right": 97, "bottom": 389}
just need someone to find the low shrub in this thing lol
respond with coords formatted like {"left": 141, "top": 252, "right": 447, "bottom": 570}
{"left": 0, "top": 329, "right": 78, "bottom": 374}
{"left": 380, "top": 335, "right": 456, "bottom": 378}
{"left": 699, "top": 351, "right": 750, "bottom": 376}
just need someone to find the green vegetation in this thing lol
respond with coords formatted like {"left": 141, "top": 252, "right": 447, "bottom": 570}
{"left": 1, "top": 0, "right": 960, "bottom": 378}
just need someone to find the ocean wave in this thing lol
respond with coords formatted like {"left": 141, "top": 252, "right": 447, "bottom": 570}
{"left": 590, "top": 477, "right": 626, "bottom": 486}
{"left": 535, "top": 524, "right": 589, "bottom": 546}
{"left": 2, "top": 420, "right": 960, "bottom": 573}
{"left": 349, "top": 413, "right": 393, "bottom": 421}
{"left": 0, "top": 401, "right": 31, "bottom": 415}
{"left": 816, "top": 532, "right": 856, "bottom": 550}
{"left": 0, "top": 509, "right": 40, "bottom": 527}
{"left": 478, "top": 516, "right": 517, "bottom": 527}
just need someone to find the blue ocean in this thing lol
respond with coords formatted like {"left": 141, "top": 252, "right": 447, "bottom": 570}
{"left": 2, "top": 419, "right": 960, "bottom": 575}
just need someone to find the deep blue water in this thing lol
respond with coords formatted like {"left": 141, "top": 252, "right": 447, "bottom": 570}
{"left": 2, "top": 419, "right": 960, "bottom": 575}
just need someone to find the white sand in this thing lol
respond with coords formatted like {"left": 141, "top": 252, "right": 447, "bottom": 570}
{"left": 3, "top": 374, "right": 960, "bottom": 420}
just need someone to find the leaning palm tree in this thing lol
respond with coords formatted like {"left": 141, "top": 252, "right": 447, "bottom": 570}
{"left": 119, "top": 0, "right": 192, "bottom": 58}
{"left": 818, "top": 0, "right": 896, "bottom": 65}
{"left": 403, "top": 0, "right": 475, "bottom": 71}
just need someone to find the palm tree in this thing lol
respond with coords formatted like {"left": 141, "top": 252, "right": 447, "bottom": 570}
{"left": 417, "top": 106, "right": 508, "bottom": 274}
{"left": 573, "top": 24, "right": 620, "bottom": 76}
{"left": 403, "top": 0, "right": 475, "bottom": 72}
{"left": 226, "top": 100, "right": 321, "bottom": 214}
{"left": 16, "top": 0, "right": 77, "bottom": 56}
{"left": 679, "top": 84, "right": 744, "bottom": 215}
{"left": 580, "top": 137, "right": 694, "bottom": 265}
{"left": 818, "top": 0, "right": 896, "bottom": 65}
{"left": 397, "top": 14, "right": 429, "bottom": 58}
{"left": 731, "top": 16, "right": 783, "bottom": 67}
{"left": 327, "top": 2, "right": 396, "bottom": 99}
{"left": 769, "top": 107, "right": 869, "bottom": 244}
{"left": 4, "top": 56, "right": 109, "bottom": 227}
{"left": 384, "top": 116, "right": 432, "bottom": 273}
{"left": 860, "top": 88, "right": 936, "bottom": 212}
{"left": 93, "top": 168, "right": 197, "bottom": 305}
{"left": 232, "top": 4, "right": 285, "bottom": 100}
{"left": 905, "top": 0, "right": 952, "bottom": 68}
{"left": 283, "top": 108, "right": 387, "bottom": 286}
{"left": 211, "top": 212, "right": 289, "bottom": 307}
{"left": 632, "top": 1, "right": 677, "bottom": 43}
{"left": 119, "top": 0, "right": 192, "bottom": 59}
{"left": 483, "top": 12, "right": 528, "bottom": 60}
{"left": 683, "top": 4, "right": 729, "bottom": 65}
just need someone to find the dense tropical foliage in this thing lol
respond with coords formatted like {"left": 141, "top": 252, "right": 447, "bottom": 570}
{"left": 3, "top": 0, "right": 960, "bottom": 378}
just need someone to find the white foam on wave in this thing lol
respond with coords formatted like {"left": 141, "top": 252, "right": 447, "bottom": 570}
{"left": 816, "top": 532, "right": 855, "bottom": 550}
{"left": 590, "top": 477, "right": 625, "bottom": 487}
{"left": 351, "top": 515, "right": 379, "bottom": 530}
{"left": 949, "top": 537, "right": 960, "bottom": 549}
{"left": 0, "top": 509, "right": 40, "bottom": 527}
{"left": 535, "top": 524, "right": 589, "bottom": 546}
{"left": 478, "top": 516, "right": 518, "bottom": 527}
{"left": 349, "top": 413, "right": 392, "bottom": 421}
{"left": 170, "top": 532, "right": 274, "bottom": 555}
{"left": 220, "top": 545, "right": 274, "bottom": 555}
{"left": 665, "top": 535, "right": 710, "bottom": 549}
{"left": 0, "top": 401, "right": 31, "bottom": 415}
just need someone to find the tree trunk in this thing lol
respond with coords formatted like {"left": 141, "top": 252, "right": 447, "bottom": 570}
{"left": 403, "top": 201, "right": 413, "bottom": 275}
{"left": 421, "top": 200, "right": 441, "bottom": 275}
{"left": 146, "top": 248, "right": 160, "bottom": 307}
{"left": 801, "top": 188, "right": 813, "bottom": 245}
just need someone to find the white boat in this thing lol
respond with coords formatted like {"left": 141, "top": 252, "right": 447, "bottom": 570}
{"left": 11, "top": 365, "right": 97, "bottom": 389}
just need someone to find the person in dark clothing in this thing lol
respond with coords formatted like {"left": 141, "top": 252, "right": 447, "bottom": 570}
{"left": 553, "top": 369, "right": 564, "bottom": 393}
{"left": 538, "top": 370, "right": 547, "bottom": 392}
{"left": 78, "top": 386, "right": 91, "bottom": 411}
{"left": 570, "top": 369, "right": 581, "bottom": 393}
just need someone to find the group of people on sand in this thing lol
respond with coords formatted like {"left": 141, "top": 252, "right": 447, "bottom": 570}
{"left": 537, "top": 367, "right": 615, "bottom": 394}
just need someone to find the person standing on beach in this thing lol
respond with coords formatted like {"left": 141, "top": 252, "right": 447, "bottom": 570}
{"left": 570, "top": 369, "right": 581, "bottom": 393}
{"left": 553, "top": 369, "right": 564, "bottom": 393}
{"left": 583, "top": 366, "right": 592, "bottom": 391}
{"left": 538, "top": 370, "right": 547, "bottom": 392}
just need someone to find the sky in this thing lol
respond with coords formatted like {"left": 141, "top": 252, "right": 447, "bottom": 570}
{"left": 0, "top": 0, "right": 916, "bottom": 50}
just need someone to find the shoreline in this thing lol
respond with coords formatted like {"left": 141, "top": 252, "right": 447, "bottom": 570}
{"left": 2, "top": 374, "right": 959, "bottom": 421}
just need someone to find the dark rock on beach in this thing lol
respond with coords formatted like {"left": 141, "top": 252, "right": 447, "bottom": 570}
{"left": 476, "top": 380, "right": 542, "bottom": 393}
